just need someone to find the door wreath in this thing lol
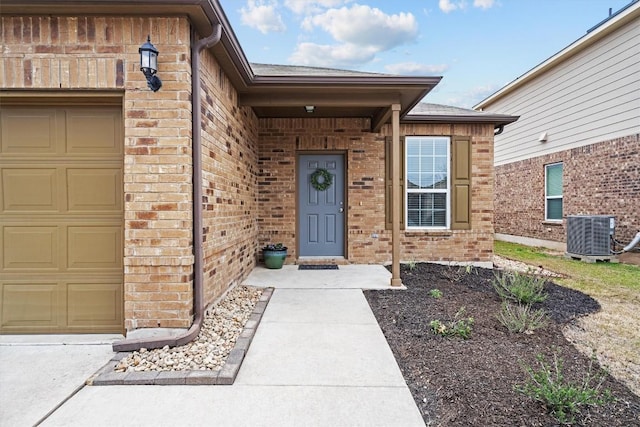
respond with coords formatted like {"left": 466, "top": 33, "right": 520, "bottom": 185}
{"left": 310, "top": 168, "right": 333, "bottom": 191}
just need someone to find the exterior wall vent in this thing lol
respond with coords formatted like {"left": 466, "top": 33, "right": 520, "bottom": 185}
{"left": 566, "top": 215, "right": 615, "bottom": 256}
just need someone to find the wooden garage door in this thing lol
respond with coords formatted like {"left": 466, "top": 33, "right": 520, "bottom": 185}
{"left": 0, "top": 106, "right": 124, "bottom": 333}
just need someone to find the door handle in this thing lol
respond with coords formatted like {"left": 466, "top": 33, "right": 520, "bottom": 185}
{"left": 339, "top": 207, "right": 344, "bottom": 213}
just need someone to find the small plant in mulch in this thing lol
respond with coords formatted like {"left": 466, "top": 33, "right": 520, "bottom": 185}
{"left": 429, "top": 307, "right": 474, "bottom": 339}
{"left": 406, "top": 259, "right": 418, "bottom": 271}
{"left": 493, "top": 271, "right": 548, "bottom": 305}
{"left": 442, "top": 264, "right": 470, "bottom": 282}
{"left": 429, "top": 289, "right": 443, "bottom": 299}
{"left": 516, "top": 351, "right": 613, "bottom": 424}
{"left": 497, "top": 301, "right": 548, "bottom": 334}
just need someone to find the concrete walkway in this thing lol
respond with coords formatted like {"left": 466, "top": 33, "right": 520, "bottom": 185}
{"left": 5, "top": 266, "right": 424, "bottom": 427}
{"left": 0, "top": 335, "right": 122, "bottom": 427}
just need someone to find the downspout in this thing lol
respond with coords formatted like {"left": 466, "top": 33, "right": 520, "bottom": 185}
{"left": 113, "top": 24, "right": 222, "bottom": 352}
{"left": 494, "top": 124, "right": 504, "bottom": 136}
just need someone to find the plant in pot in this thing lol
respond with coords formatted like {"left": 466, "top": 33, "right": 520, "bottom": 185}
{"left": 262, "top": 243, "right": 288, "bottom": 269}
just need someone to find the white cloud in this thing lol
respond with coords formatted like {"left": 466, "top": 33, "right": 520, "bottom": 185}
{"left": 240, "top": 0, "right": 286, "bottom": 34}
{"left": 302, "top": 5, "right": 418, "bottom": 51}
{"left": 284, "top": 0, "right": 351, "bottom": 14}
{"left": 439, "top": 0, "right": 466, "bottom": 13}
{"left": 473, "top": 0, "right": 496, "bottom": 9}
{"left": 289, "top": 42, "right": 378, "bottom": 68}
{"left": 385, "top": 62, "right": 449, "bottom": 75}
{"left": 439, "top": 0, "right": 496, "bottom": 13}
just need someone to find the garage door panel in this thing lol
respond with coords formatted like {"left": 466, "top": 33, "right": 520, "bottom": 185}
{"left": 1, "top": 109, "right": 58, "bottom": 154}
{"left": 3, "top": 226, "right": 59, "bottom": 269}
{"left": 67, "top": 283, "right": 122, "bottom": 327}
{"left": 68, "top": 226, "right": 122, "bottom": 269}
{"left": 1, "top": 283, "right": 60, "bottom": 327}
{"left": 67, "top": 168, "right": 122, "bottom": 212}
{"left": 2, "top": 168, "right": 59, "bottom": 212}
{"left": 67, "top": 110, "right": 121, "bottom": 154}
{"left": 0, "top": 105, "right": 123, "bottom": 334}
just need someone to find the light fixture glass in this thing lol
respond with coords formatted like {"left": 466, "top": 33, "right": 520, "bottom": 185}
{"left": 139, "top": 35, "right": 162, "bottom": 92}
{"left": 305, "top": 105, "right": 315, "bottom": 113}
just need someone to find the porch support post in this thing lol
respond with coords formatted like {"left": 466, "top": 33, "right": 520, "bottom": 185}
{"left": 391, "top": 104, "right": 403, "bottom": 287}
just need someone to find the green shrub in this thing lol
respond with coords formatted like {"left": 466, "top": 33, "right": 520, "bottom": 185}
{"left": 497, "top": 301, "right": 548, "bottom": 334}
{"left": 493, "top": 272, "right": 548, "bottom": 304}
{"left": 516, "top": 352, "right": 612, "bottom": 424}
{"left": 430, "top": 307, "right": 474, "bottom": 339}
{"left": 429, "top": 289, "right": 443, "bottom": 299}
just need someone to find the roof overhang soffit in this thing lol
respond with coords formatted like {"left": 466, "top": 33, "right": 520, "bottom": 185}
{"left": 239, "top": 76, "right": 441, "bottom": 131}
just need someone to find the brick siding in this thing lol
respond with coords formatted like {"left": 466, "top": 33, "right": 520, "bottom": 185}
{"left": 495, "top": 134, "right": 640, "bottom": 244}
{"left": 258, "top": 120, "right": 495, "bottom": 264}
{"left": 1, "top": 15, "right": 261, "bottom": 331}
{"left": 199, "top": 50, "right": 260, "bottom": 307}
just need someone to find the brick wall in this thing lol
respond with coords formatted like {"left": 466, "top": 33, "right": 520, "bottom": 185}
{"left": 1, "top": 16, "right": 195, "bottom": 330}
{"left": 258, "top": 119, "right": 495, "bottom": 264}
{"left": 199, "top": 50, "right": 260, "bottom": 307}
{"left": 495, "top": 134, "right": 640, "bottom": 244}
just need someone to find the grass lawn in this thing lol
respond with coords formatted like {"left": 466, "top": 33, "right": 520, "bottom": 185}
{"left": 494, "top": 240, "right": 639, "bottom": 294}
{"left": 495, "top": 240, "right": 640, "bottom": 396}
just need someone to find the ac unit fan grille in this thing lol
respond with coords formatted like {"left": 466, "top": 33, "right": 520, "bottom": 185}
{"left": 566, "top": 216, "right": 613, "bottom": 256}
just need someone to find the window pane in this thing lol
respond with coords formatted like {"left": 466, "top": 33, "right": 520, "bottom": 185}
{"left": 407, "top": 193, "right": 447, "bottom": 227}
{"left": 434, "top": 139, "right": 447, "bottom": 156}
{"left": 434, "top": 157, "right": 447, "bottom": 173}
{"left": 546, "top": 163, "right": 563, "bottom": 197}
{"left": 407, "top": 156, "right": 419, "bottom": 189}
{"left": 407, "top": 193, "right": 421, "bottom": 227}
{"left": 407, "top": 141, "right": 420, "bottom": 156}
{"left": 547, "top": 198, "right": 563, "bottom": 220}
{"left": 433, "top": 174, "right": 447, "bottom": 189}
{"left": 433, "top": 193, "right": 446, "bottom": 210}
{"left": 405, "top": 137, "right": 450, "bottom": 228}
{"left": 420, "top": 139, "right": 434, "bottom": 154}
{"left": 432, "top": 210, "right": 446, "bottom": 226}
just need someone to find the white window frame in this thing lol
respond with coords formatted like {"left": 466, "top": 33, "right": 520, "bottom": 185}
{"left": 405, "top": 136, "right": 451, "bottom": 230}
{"left": 545, "top": 162, "right": 563, "bottom": 221}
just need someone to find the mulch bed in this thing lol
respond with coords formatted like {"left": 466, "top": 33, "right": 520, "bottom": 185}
{"left": 364, "top": 263, "right": 640, "bottom": 426}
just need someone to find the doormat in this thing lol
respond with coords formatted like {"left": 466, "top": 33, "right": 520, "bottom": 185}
{"left": 298, "top": 264, "right": 339, "bottom": 270}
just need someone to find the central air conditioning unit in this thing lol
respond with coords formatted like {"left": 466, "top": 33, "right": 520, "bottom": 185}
{"left": 566, "top": 215, "right": 615, "bottom": 256}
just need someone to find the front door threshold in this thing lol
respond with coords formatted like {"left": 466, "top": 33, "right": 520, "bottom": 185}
{"left": 296, "top": 256, "right": 348, "bottom": 265}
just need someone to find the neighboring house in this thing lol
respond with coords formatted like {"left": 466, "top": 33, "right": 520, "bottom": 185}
{"left": 0, "top": 0, "right": 516, "bottom": 344}
{"left": 475, "top": 1, "right": 640, "bottom": 251}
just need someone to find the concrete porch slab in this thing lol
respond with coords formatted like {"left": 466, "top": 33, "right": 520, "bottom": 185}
{"left": 243, "top": 264, "right": 403, "bottom": 290}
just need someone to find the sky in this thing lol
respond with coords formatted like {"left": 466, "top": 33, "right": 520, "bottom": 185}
{"left": 217, "top": 0, "right": 632, "bottom": 109}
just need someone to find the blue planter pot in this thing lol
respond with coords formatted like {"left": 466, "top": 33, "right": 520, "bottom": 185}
{"left": 263, "top": 249, "right": 287, "bottom": 269}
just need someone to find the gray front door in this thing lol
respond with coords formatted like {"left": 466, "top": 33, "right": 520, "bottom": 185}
{"left": 298, "top": 154, "right": 345, "bottom": 257}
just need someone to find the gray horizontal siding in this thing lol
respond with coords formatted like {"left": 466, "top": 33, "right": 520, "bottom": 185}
{"left": 488, "top": 20, "right": 640, "bottom": 166}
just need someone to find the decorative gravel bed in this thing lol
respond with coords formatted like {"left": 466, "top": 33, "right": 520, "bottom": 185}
{"left": 115, "top": 285, "right": 262, "bottom": 373}
{"left": 493, "top": 254, "right": 562, "bottom": 277}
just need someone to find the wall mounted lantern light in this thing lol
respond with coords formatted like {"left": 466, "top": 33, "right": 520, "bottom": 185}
{"left": 139, "top": 35, "right": 162, "bottom": 92}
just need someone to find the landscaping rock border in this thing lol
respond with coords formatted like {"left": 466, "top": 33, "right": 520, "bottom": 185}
{"left": 87, "top": 287, "right": 273, "bottom": 386}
